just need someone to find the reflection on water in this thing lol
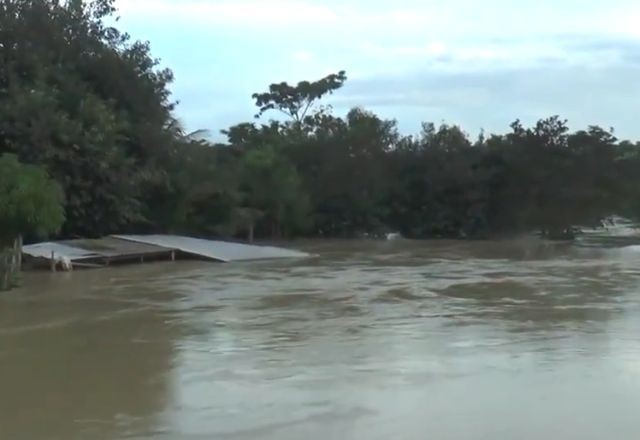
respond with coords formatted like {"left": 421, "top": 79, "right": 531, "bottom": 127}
{"left": 2, "top": 239, "right": 640, "bottom": 439}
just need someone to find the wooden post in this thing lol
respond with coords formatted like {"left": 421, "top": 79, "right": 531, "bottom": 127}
{"left": 248, "top": 223, "right": 255, "bottom": 244}
{"left": 1, "top": 253, "right": 8, "bottom": 291}
{"left": 16, "top": 235, "right": 22, "bottom": 272}
{"left": 50, "top": 251, "right": 56, "bottom": 272}
{"left": 10, "top": 242, "right": 16, "bottom": 286}
{"left": 171, "top": 250, "right": 176, "bottom": 262}
{"left": 11, "top": 237, "right": 19, "bottom": 275}
{"left": 0, "top": 238, "right": 22, "bottom": 291}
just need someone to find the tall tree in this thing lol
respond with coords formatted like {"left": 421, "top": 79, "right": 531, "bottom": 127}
{"left": 0, "top": 0, "right": 177, "bottom": 237}
{"left": 252, "top": 71, "right": 347, "bottom": 124}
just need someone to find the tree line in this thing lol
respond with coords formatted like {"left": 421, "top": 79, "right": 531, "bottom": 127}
{"left": 2, "top": 0, "right": 640, "bottom": 244}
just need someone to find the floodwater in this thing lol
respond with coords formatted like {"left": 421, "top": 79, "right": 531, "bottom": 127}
{"left": 2, "top": 238, "right": 640, "bottom": 440}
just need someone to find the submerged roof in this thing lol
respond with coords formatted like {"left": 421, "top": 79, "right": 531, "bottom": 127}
{"left": 22, "top": 237, "right": 172, "bottom": 262}
{"left": 23, "top": 235, "right": 309, "bottom": 264}
{"left": 22, "top": 242, "right": 100, "bottom": 261}
{"left": 112, "top": 234, "right": 309, "bottom": 262}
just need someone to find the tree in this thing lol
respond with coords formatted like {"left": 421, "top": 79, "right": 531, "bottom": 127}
{"left": 479, "top": 118, "right": 621, "bottom": 238}
{"left": 0, "top": 0, "right": 177, "bottom": 237}
{"left": 235, "top": 72, "right": 634, "bottom": 240}
{"left": 386, "top": 123, "right": 482, "bottom": 238}
{"left": 325, "top": 108, "right": 396, "bottom": 235}
{"left": 0, "top": 153, "right": 64, "bottom": 290}
{"left": 239, "top": 147, "right": 310, "bottom": 238}
{"left": 0, "top": 153, "right": 65, "bottom": 243}
{"left": 252, "top": 71, "right": 347, "bottom": 124}
{"left": 3, "top": 5, "right": 636, "bottom": 247}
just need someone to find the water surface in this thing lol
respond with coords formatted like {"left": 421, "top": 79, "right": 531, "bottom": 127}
{"left": 2, "top": 239, "right": 640, "bottom": 439}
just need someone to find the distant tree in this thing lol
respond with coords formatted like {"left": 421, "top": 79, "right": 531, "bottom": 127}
{"left": 386, "top": 123, "right": 481, "bottom": 237}
{"left": 252, "top": 71, "right": 347, "bottom": 124}
{"left": 228, "top": 207, "right": 264, "bottom": 243}
{"left": 481, "top": 118, "right": 621, "bottom": 238}
{"left": 239, "top": 147, "right": 310, "bottom": 238}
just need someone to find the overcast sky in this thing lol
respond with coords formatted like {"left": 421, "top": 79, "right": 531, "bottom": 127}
{"left": 114, "top": 0, "right": 640, "bottom": 140}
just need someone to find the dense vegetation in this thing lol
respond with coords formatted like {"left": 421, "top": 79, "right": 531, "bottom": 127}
{"left": 0, "top": 153, "right": 64, "bottom": 289}
{"left": 2, "top": 0, "right": 640, "bottom": 242}
{"left": 0, "top": 153, "right": 65, "bottom": 243}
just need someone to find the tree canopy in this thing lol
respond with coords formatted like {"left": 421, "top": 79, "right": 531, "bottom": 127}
{"left": 252, "top": 71, "right": 347, "bottom": 123}
{"left": 1, "top": 0, "right": 175, "bottom": 237}
{"left": 0, "top": 153, "right": 65, "bottom": 243}
{"left": 2, "top": 0, "right": 640, "bottom": 242}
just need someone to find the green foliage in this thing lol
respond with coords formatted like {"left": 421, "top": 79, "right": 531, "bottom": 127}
{"left": 1, "top": 2, "right": 639, "bottom": 242}
{"left": 252, "top": 71, "right": 347, "bottom": 123}
{"left": 149, "top": 135, "right": 242, "bottom": 237}
{"left": 0, "top": 153, "right": 65, "bottom": 242}
{"left": 237, "top": 79, "right": 632, "bottom": 239}
{"left": 0, "top": 246, "right": 21, "bottom": 291}
{"left": 239, "top": 146, "right": 310, "bottom": 237}
{"left": 1, "top": 0, "right": 176, "bottom": 237}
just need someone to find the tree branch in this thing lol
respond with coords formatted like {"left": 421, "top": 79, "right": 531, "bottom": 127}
{"left": 299, "top": 99, "right": 314, "bottom": 122}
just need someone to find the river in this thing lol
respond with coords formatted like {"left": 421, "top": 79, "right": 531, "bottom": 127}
{"left": 2, "top": 238, "right": 640, "bottom": 439}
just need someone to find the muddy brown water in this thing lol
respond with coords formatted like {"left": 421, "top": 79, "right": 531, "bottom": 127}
{"left": 2, "top": 239, "right": 640, "bottom": 439}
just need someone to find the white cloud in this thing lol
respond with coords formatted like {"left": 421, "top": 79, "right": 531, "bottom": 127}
{"left": 112, "top": 0, "right": 640, "bottom": 138}
{"left": 118, "top": 0, "right": 640, "bottom": 37}
{"left": 116, "top": 0, "right": 338, "bottom": 26}
{"left": 114, "top": 0, "right": 640, "bottom": 73}
{"left": 293, "top": 51, "right": 313, "bottom": 62}
{"left": 359, "top": 42, "right": 447, "bottom": 58}
{"left": 118, "top": 0, "right": 639, "bottom": 38}
{"left": 335, "top": 62, "right": 640, "bottom": 137}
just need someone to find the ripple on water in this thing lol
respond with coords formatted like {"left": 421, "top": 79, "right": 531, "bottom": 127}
{"left": 435, "top": 279, "right": 539, "bottom": 302}
{"left": 250, "top": 293, "right": 342, "bottom": 308}
{"left": 371, "top": 288, "right": 431, "bottom": 304}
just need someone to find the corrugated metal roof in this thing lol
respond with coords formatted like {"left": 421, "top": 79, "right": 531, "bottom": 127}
{"left": 112, "top": 235, "right": 309, "bottom": 262}
{"left": 23, "top": 238, "right": 174, "bottom": 262}
{"left": 64, "top": 237, "right": 172, "bottom": 257}
{"left": 23, "top": 235, "right": 309, "bottom": 265}
{"left": 22, "top": 242, "right": 100, "bottom": 261}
